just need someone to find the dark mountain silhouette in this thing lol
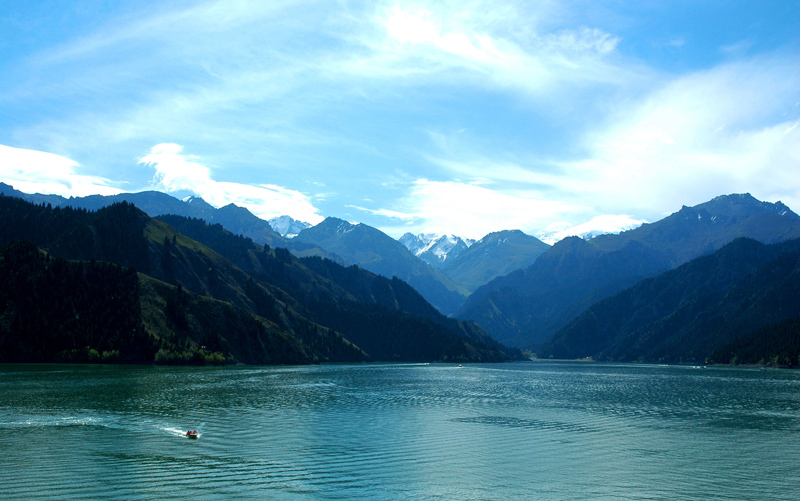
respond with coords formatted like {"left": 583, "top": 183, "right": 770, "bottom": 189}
{"left": 157, "top": 214, "right": 514, "bottom": 362}
{"left": 0, "top": 183, "right": 337, "bottom": 258}
{"left": 0, "top": 195, "right": 520, "bottom": 364}
{"left": 538, "top": 237, "right": 800, "bottom": 363}
{"left": 459, "top": 194, "right": 800, "bottom": 349}
{"left": 710, "top": 316, "right": 800, "bottom": 367}
{"left": 0, "top": 239, "right": 331, "bottom": 364}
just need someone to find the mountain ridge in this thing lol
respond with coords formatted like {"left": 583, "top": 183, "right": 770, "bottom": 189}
{"left": 538, "top": 237, "right": 800, "bottom": 363}
{"left": 458, "top": 194, "right": 800, "bottom": 349}
{"left": 0, "top": 196, "right": 522, "bottom": 364}
{"left": 295, "top": 217, "right": 470, "bottom": 315}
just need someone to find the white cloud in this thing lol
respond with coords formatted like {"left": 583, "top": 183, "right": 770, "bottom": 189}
{"left": 536, "top": 214, "right": 646, "bottom": 245}
{"left": 139, "top": 143, "right": 324, "bottom": 224}
{"left": 0, "top": 144, "right": 124, "bottom": 197}
{"left": 3, "top": 1, "right": 797, "bottom": 242}
{"left": 564, "top": 55, "right": 800, "bottom": 217}
{"left": 378, "top": 179, "right": 582, "bottom": 239}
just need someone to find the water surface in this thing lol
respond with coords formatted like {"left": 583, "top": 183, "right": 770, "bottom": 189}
{"left": 1, "top": 362, "right": 798, "bottom": 499}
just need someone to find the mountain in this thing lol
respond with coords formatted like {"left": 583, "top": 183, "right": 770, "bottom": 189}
{"left": 157, "top": 214, "right": 516, "bottom": 362}
{"left": 269, "top": 215, "right": 311, "bottom": 238}
{"left": 0, "top": 195, "right": 520, "bottom": 363}
{"left": 65, "top": 190, "right": 205, "bottom": 218}
{"left": 459, "top": 194, "right": 800, "bottom": 349}
{"left": 212, "top": 202, "right": 284, "bottom": 245}
{"left": 0, "top": 182, "right": 67, "bottom": 207}
{"left": 62, "top": 190, "right": 286, "bottom": 247}
{"left": 398, "top": 232, "right": 434, "bottom": 255}
{"left": 538, "top": 237, "right": 800, "bottom": 363}
{"left": 399, "top": 233, "right": 474, "bottom": 268}
{"left": 183, "top": 195, "right": 217, "bottom": 219}
{"left": 0, "top": 196, "right": 359, "bottom": 364}
{"left": 0, "top": 184, "right": 339, "bottom": 259}
{"left": 0, "top": 185, "right": 290, "bottom": 248}
{"left": 295, "top": 218, "right": 469, "bottom": 315}
{"left": 441, "top": 230, "right": 550, "bottom": 293}
{"left": 0, "top": 239, "right": 331, "bottom": 365}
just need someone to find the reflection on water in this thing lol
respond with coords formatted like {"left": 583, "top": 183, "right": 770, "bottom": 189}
{"left": 1, "top": 362, "right": 799, "bottom": 500}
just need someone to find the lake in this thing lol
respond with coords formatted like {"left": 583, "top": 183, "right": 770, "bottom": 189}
{"left": 1, "top": 362, "right": 799, "bottom": 500}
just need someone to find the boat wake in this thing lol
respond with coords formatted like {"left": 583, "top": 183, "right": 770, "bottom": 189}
{"left": 163, "top": 427, "right": 202, "bottom": 439}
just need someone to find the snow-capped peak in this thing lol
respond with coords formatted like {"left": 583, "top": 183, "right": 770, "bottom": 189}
{"left": 269, "top": 215, "right": 312, "bottom": 238}
{"left": 399, "top": 232, "right": 474, "bottom": 267}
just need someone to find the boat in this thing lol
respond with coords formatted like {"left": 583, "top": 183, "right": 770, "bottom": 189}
{"left": 186, "top": 430, "right": 199, "bottom": 439}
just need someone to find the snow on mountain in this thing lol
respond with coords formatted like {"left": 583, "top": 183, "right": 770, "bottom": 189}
{"left": 269, "top": 215, "right": 312, "bottom": 238}
{"left": 399, "top": 233, "right": 475, "bottom": 267}
{"left": 399, "top": 233, "right": 436, "bottom": 255}
{"left": 536, "top": 215, "right": 646, "bottom": 245}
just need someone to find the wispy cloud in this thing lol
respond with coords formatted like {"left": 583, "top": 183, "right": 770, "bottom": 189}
{"left": 367, "top": 51, "right": 800, "bottom": 236}
{"left": 345, "top": 0, "right": 634, "bottom": 95}
{"left": 1, "top": 0, "right": 797, "bottom": 241}
{"left": 565, "top": 55, "right": 800, "bottom": 217}
{"left": 347, "top": 205, "right": 419, "bottom": 221}
{"left": 720, "top": 39, "right": 755, "bottom": 56}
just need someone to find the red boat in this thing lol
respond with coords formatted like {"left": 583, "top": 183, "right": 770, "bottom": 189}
{"left": 186, "top": 430, "right": 199, "bottom": 439}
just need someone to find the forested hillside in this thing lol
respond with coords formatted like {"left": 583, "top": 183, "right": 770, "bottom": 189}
{"left": 157, "top": 214, "right": 517, "bottom": 362}
{"left": 0, "top": 240, "right": 155, "bottom": 363}
{"left": 0, "top": 196, "right": 521, "bottom": 364}
{"left": 539, "top": 237, "right": 800, "bottom": 364}
{"left": 710, "top": 317, "right": 800, "bottom": 367}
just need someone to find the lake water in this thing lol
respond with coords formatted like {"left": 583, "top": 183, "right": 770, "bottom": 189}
{"left": 1, "top": 362, "right": 799, "bottom": 500}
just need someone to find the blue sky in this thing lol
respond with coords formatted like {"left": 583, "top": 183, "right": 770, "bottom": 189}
{"left": 1, "top": 0, "right": 798, "bottom": 239}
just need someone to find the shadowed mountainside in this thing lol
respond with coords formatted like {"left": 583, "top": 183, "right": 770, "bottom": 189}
{"left": 539, "top": 237, "right": 800, "bottom": 363}
{"left": 442, "top": 230, "right": 550, "bottom": 293}
{"left": 0, "top": 195, "right": 520, "bottom": 364}
{"left": 295, "top": 217, "right": 470, "bottom": 315}
{"left": 459, "top": 194, "right": 800, "bottom": 349}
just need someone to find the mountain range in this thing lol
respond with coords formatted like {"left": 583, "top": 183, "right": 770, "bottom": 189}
{"left": 539, "top": 236, "right": 800, "bottom": 364}
{"left": 0, "top": 183, "right": 541, "bottom": 313}
{"left": 293, "top": 218, "right": 470, "bottom": 315}
{"left": 3, "top": 181, "right": 799, "bottom": 366}
{"left": 441, "top": 230, "right": 550, "bottom": 294}
{"left": 457, "top": 194, "right": 800, "bottom": 349}
{"left": 0, "top": 195, "right": 521, "bottom": 364}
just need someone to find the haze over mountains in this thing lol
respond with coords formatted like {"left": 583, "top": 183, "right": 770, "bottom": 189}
{"left": 2, "top": 182, "right": 799, "bottom": 366}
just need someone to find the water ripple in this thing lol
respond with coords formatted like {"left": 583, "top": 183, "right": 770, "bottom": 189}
{"left": 2, "top": 362, "right": 800, "bottom": 500}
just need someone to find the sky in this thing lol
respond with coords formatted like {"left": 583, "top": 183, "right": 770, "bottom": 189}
{"left": 1, "top": 0, "right": 798, "bottom": 240}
